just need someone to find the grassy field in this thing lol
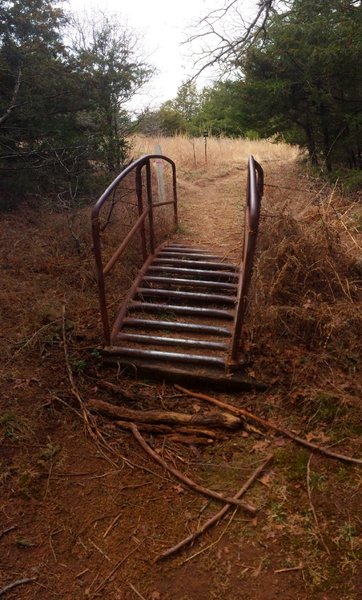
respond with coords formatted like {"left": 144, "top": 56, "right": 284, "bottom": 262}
{"left": 131, "top": 134, "right": 301, "bottom": 169}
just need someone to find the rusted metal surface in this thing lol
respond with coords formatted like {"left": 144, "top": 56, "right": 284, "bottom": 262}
{"left": 122, "top": 318, "right": 231, "bottom": 336}
{"left": 91, "top": 154, "right": 178, "bottom": 344}
{"left": 229, "top": 156, "right": 263, "bottom": 366}
{"left": 91, "top": 154, "right": 263, "bottom": 383}
{"left": 117, "top": 333, "right": 228, "bottom": 350}
{"left": 148, "top": 266, "right": 238, "bottom": 280}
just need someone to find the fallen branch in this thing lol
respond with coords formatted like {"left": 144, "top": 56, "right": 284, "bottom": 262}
{"left": 0, "top": 578, "right": 36, "bottom": 597}
{"left": 175, "top": 386, "right": 362, "bottom": 466}
{"left": 88, "top": 398, "right": 241, "bottom": 430}
{"left": 115, "top": 420, "right": 223, "bottom": 438}
{"left": 61, "top": 306, "right": 133, "bottom": 471}
{"left": 130, "top": 423, "right": 256, "bottom": 514}
{"left": 116, "top": 421, "right": 215, "bottom": 445}
{"left": 155, "top": 453, "right": 273, "bottom": 561}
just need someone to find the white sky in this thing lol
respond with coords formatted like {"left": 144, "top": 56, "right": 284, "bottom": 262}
{"left": 66, "top": 0, "right": 226, "bottom": 111}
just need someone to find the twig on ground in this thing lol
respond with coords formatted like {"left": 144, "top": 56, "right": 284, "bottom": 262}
{"left": 0, "top": 525, "right": 17, "bottom": 539}
{"left": 128, "top": 582, "right": 147, "bottom": 599}
{"left": 156, "top": 454, "right": 273, "bottom": 561}
{"left": 89, "top": 538, "right": 112, "bottom": 562}
{"left": 0, "top": 578, "right": 36, "bottom": 597}
{"left": 91, "top": 542, "right": 141, "bottom": 595}
{"left": 306, "top": 455, "right": 331, "bottom": 555}
{"left": 61, "top": 305, "right": 133, "bottom": 471}
{"left": 130, "top": 423, "right": 256, "bottom": 514}
{"left": 274, "top": 565, "right": 304, "bottom": 574}
{"left": 103, "top": 512, "right": 122, "bottom": 539}
{"left": 180, "top": 507, "right": 237, "bottom": 566}
{"left": 175, "top": 386, "right": 362, "bottom": 466}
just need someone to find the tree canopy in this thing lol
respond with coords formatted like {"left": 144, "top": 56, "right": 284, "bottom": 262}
{"left": 143, "top": 0, "right": 361, "bottom": 174}
{"left": 0, "top": 0, "right": 152, "bottom": 208}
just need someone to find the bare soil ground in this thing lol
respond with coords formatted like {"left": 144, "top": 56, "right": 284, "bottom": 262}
{"left": 0, "top": 155, "right": 361, "bottom": 599}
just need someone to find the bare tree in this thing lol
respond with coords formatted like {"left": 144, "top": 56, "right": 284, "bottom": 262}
{"left": 186, "top": 0, "right": 288, "bottom": 78}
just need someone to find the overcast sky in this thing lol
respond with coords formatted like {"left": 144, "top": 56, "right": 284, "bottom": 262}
{"left": 67, "top": 0, "right": 227, "bottom": 111}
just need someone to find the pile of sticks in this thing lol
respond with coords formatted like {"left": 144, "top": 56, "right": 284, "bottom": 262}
{"left": 88, "top": 380, "right": 243, "bottom": 446}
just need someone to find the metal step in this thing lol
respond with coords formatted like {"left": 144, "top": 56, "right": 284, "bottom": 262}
{"left": 104, "top": 346, "right": 226, "bottom": 367}
{"left": 142, "top": 276, "right": 237, "bottom": 290}
{"left": 153, "top": 258, "right": 237, "bottom": 270}
{"left": 158, "top": 252, "right": 222, "bottom": 260}
{"left": 148, "top": 266, "right": 238, "bottom": 280}
{"left": 128, "top": 301, "right": 234, "bottom": 319}
{"left": 122, "top": 318, "right": 232, "bottom": 336}
{"left": 116, "top": 332, "right": 228, "bottom": 350}
{"left": 136, "top": 287, "right": 236, "bottom": 305}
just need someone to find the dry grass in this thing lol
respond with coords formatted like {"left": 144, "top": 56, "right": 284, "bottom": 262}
{"left": 131, "top": 134, "right": 300, "bottom": 170}
{"left": 247, "top": 172, "right": 362, "bottom": 364}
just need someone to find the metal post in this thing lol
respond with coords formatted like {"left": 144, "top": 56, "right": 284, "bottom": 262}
{"left": 203, "top": 130, "right": 208, "bottom": 165}
{"left": 136, "top": 165, "right": 147, "bottom": 261}
{"left": 154, "top": 143, "right": 166, "bottom": 203}
{"left": 145, "top": 159, "right": 155, "bottom": 254}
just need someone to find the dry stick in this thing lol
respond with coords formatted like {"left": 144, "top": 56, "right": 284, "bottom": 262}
{"left": 175, "top": 385, "right": 362, "bottom": 466}
{"left": 92, "top": 543, "right": 141, "bottom": 596}
{"left": 306, "top": 455, "right": 331, "bottom": 556}
{"left": 0, "top": 525, "right": 17, "bottom": 539}
{"left": 115, "top": 420, "right": 225, "bottom": 439}
{"left": 274, "top": 565, "right": 304, "bottom": 574}
{"left": 180, "top": 507, "right": 237, "bottom": 566}
{"left": 156, "top": 453, "right": 273, "bottom": 562}
{"left": 61, "top": 306, "right": 131, "bottom": 471}
{"left": 128, "top": 583, "right": 147, "bottom": 600}
{"left": 130, "top": 423, "right": 256, "bottom": 514}
{"left": 0, "top": 578, "right": 36, "bottom": 597}
{"left": 88, "top": 397, "right": 241, "bottom": 429}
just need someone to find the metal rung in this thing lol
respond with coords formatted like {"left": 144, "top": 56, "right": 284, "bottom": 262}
{"left": 129, "top": 302, "right": 234, "bottom": 319}
{"left": 165, "top": 244, "right": 210, "bottom": 250}
{"left": 148, "top": 266, "right": 238, "bottom": 280}
{"left": 164, "top": 247, "right": 213, "bottom": 254}
{"left": 104, "top": 346, "right": 226, "bottom": 367}
{"left": 136, "top": 287, "right": 236, "bottom": 304}
{"left": 153, "top": 258, "right": 237, "bottom": 270}
{"left": 122, "top": 318, "right": 232, "bottom": 336}
{"left": 143, "top": 276, "right": 237, "bottom": 290}
{"left": 159, "top": 252, "right": 221, "bottom": 260}
{"left": 117, "top": 333, "right": 228, "bottom": 350}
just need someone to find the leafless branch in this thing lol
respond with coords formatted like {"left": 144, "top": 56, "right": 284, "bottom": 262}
{"left": 186, "top": 1, "right": 285, "bottom": 79}
{"left": 0, "top": 67, "right": 22, "bottom": 126}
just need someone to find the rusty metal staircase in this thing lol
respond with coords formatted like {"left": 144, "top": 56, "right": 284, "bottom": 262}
{"left": 91, "top": 154, "right": 263, "bottom": 387}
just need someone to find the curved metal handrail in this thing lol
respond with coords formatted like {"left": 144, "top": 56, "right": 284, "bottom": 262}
{"left": 229, "top": 155, "right": 264, "bottom": 366}
{"left": 91, "top": 154, "right": 177, "bottom": 219}
{"left": 91, "top": 154, "right": 178, "bottom": 345}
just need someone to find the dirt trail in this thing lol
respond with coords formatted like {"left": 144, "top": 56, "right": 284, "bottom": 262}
{"left": 176, "top": 168, "right": 245, "bottom": 258}
{"left": 0, "top": 160, "right": 361, "bottom": 600}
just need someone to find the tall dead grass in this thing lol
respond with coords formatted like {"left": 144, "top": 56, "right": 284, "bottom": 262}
{"left": 248, "top": 180, "right": 362, "bottom": 360}
{"left": 131, "top": 134, "right": 300, "bottom": 170}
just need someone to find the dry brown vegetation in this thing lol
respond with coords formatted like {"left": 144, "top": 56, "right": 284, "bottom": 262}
{"left": 0, "top": 136, "right": 361, "bottom": 599}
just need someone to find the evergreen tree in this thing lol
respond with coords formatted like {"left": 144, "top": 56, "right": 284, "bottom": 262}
{"left": 239, "top": 0, "right": 362, "bottom": 169}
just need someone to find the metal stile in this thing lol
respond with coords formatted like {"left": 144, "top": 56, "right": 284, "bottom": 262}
{"left": 91, "top": 154, "right": 263, "bottom": 385}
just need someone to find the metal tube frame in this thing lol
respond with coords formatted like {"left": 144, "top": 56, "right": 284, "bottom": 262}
{"left": 229, "top": 156, "right": 264, "bottom": 367}
{"left": 91, "top": 154, "right": 178, "bottom": 345}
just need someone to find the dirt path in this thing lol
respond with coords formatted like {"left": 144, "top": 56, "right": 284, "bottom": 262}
{"left": 176, "top": 168, "right": 245, "bottom": 259}
{"left": 0, "top": 160, "right": 361, "bottom": 599}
